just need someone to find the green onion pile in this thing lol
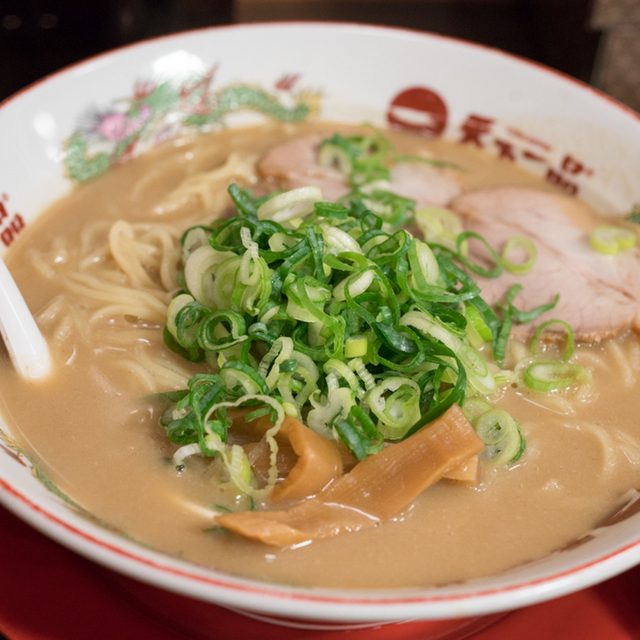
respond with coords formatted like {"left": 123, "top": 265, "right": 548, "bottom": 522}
{"left": 157, "top": 130, "right": 589, "bottom": 499}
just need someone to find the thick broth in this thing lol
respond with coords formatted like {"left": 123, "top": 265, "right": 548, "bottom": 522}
{"left": 1, "top": 123, "right": 640, "bottom": 589}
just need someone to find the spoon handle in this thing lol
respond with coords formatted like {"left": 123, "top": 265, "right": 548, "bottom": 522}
{"left": 0, "top": 258, "right": 51, "bottom": 380}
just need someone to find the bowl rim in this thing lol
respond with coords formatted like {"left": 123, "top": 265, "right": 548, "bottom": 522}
{"left": 2, "top": 20, "right": 640, "bottom": 623}
{"left": 3, "top": 19, "right": 639, "bottom": 124}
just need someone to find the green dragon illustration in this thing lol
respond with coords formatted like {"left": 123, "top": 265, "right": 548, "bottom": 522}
{"left": 65, "top": 74, "right": 319, "bottom": 183}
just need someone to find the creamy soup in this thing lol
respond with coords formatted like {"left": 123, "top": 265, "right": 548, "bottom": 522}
{"left": 1, "top": 123, "right": 640, "bottom": 589}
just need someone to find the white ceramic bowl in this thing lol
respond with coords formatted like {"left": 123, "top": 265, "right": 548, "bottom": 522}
{"left": 2, "top": 22, "right": 640, "bottom": 628}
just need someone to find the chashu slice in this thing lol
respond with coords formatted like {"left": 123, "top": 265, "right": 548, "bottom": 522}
{"left": 451, "top": 187, "right": 640, "bottom": 342}
{"left": 258, "top": 134, "right": 350, "bottom": 202}
{"left": 258, "top": 134, "right": 464, "bottom": 207}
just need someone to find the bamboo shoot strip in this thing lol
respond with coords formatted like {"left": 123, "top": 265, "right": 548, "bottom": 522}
{"left": 216, "top": 404, "right": 483, "bottom": 546}
{"left": 253, "top": 415, "right": 344, "bottom": 503}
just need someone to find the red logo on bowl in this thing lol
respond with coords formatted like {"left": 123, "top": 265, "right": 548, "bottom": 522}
{"left": 0, "top": 194, "right": 25, "bottom": 248}
{"left": 387, "top": 87, "right": 448, "bottom": 137}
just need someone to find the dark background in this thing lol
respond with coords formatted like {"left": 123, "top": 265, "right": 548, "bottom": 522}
{"left": 0, "top": 0, "right": 603, "bottom": 104}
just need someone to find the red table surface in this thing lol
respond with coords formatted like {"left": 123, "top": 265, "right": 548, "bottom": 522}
{"left": 0, "top": 502, "right": 639, "bottom": 640}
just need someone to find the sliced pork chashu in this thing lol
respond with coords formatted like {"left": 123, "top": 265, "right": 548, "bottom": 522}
{"left": 258, "top": 134, "right": 350, "bottom": 201}
{"left": 258, "top": 134, "right": 464, "bottom": 207}
{"left": 451, "top": 187, "right": 640, "bottom": 341}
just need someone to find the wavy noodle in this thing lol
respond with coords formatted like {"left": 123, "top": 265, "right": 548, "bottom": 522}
{"left": 153, "top": 152, "right": 259, "bottom": 216}
{"left": 129, "top": 139, "right": 205, "bottom": 205}
{"left": 108, "top": 221, "right": 160, "bottom": 290}
{"left": 573, "top": 349, "right": 609, "bottom": 370}
{"left": 51, "top": 235, "right": 70, "bottom": 265}
{"left": 96, "top": 328, "right": 165, "bottom": 347}
{"left": 112, "top": 360, "right": 160, "bottom": 394}
{"left": 517, "top": 381, "right": 597, "bottom": 416}
{"left": 135, "top": 345, "right": 194, "bottom": 389}
{"left": 89, "top": 304, "right": 166, "bottom": 325}
{"left": 573, "top": 421, "right": 616, "bottom": 472}
{"left": 505, "top": 339, "right": 530, "bottom": 369}
{"left": 108, "top": 221, "right": 181, "bottom": 292}
{"left": 61, "top": 219, "right": 182, "bottom": 327}
{"left": 113, "top": 345, "right": 194, "bottom": 393}
{"left": 130, "top": 166, "right": 171, "bottom": 204}
{"left": 78, "top": 220, "right": 113, "bottom": 269}
{"left": 87, "top": 363, "right": 130, "bottom": 397}
{"left": 532, "top": 394, "right": 577, "bottom": 416}
{"left": 573, "top": 382, "right": 598, "bottom": 405}
{"left": 28, "top": 248, "right": 57, "bottom": 279}
{"left": 27, "top": 234, "right": 71, "bottom": 280}
{"left": 35, "top": 294, "right": 92, "bottom": 346}
{"left": 605, "top": 339, "right": 637, "bottom": 388}
{"left": 562, "top": 421, "right": 640, "bottom": 474}
{"left": 631, "top": 337, "right": 640, "bottom": 361}
{"left": 140, "top": 226, "right": 181, "bottom": 292}
{"left": 614, "top": 430, "right": 640, "bottom": 465}
{"left": 63, "top": 273, "right": 169, "bottom": 324}
{"left": 36, "top": 294, "right": 67, "bottom": 324}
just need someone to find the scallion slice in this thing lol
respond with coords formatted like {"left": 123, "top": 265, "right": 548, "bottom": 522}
{"left": 523, "top": 362, "right": 590, "bottom": 392}
{"left": 474, "top": 409, "right": 524, "bottom": 466}
{"left": 345, "top": 335, "right": 368, "bottom": 358}
{"left": 414, "top": 206, "right": 463, "bottom": 251}
{"left": 318, "top": 143, "right": 353, "bottom": 174}
{"left": 590, "top": 225, "right": 637, "bottom": 255}
{"left": 531, "top": 319, "right": 575, "bottom": 362}
{"left": 257, "top": 186, "right": 323, "bottom": 223}
{"left": 456, "top": 231, "right": 503, "bottom": 278}
{"left": 368, "top": 377, "right": 421, "bottom": 439}
{"left": 464, "top": 303, "right": 493, "bottom": 345}
{"left": 502, "top": 235, "right": 537, "bottom": 274}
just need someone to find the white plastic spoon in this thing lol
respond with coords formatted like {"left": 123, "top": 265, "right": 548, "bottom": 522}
{"left": 0, "top": 258, "right": 52, "bottom": 380}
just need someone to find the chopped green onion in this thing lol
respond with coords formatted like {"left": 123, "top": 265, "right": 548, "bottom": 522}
{"left": 345, "top": 335, "right": 368, "bottom": 358}
{"left": 368, "top": 377, "right": 421, "bottom": 440}
{"left": 462, "top": 397, "right": 493, "bottom": 423}
{"left": 228, "top": 184, "right": 259, "bottom": 217}
{"left": 408, "top": 238, "right": 440, "bottom": 288}
{"left": 456, "top": 231, "right": 503, "bottom": 278}
{"left": 590, "top": 225, "right": 637, "bottom": 255}
{"left": 318, "top": 143, "right": 353, "bottom": 174}
{"left": 625, "top": 204, "right": 640, "bottom": 225}
{"left": 498, "top": 284, "right": 559, "bottom": 327}
{"left": 394, "top": 154, "right": 462, "bottom": 171}
{"left": 167, "top": 293, "right": 195, "bottom": 339}
{"left": 323, "top": 358, "right": 361, "bottom": 391}
{"left": 257, "top": 186, "right": 323, "bottom": 223}
{"left": 414, "top": 206, "right": 463, "bottom": 251}
{"left": 502, "top": 235, "right": 537, "bottom": 274}
{"left": 314, "top": 201, "right": 350, "bottom": 219}
{"left": 334, "top": 405, "right": 383, "bottom": 461}
{"left": 219, "top": 361, "right": 269, "bottom": 396}
{"left": 530, "top": 319, "right": 575, "bottom": 362}
{"left": 492, "top": 284, "right": 560, "bottom": 368}
{"left": 464, "top": 303, "right": 493, "bottom": 344}
{"left": 523, "top": 362, "right": 590, "bottom": 392}
{"left": 181, "top": 226, "right": 213, "bottom": 264}
{"left": 158, "top": 131, "right": 574, "bottom": 499}
{"left": 332, "top": 269, "right": 375, "bottom": 302}
{"left": 474, "top": 409, "right": 524, "bottom": 466}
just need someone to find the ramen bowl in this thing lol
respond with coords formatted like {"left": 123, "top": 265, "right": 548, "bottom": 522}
{"left": 2, "top": 22, "right": 640, "bottom": 631}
